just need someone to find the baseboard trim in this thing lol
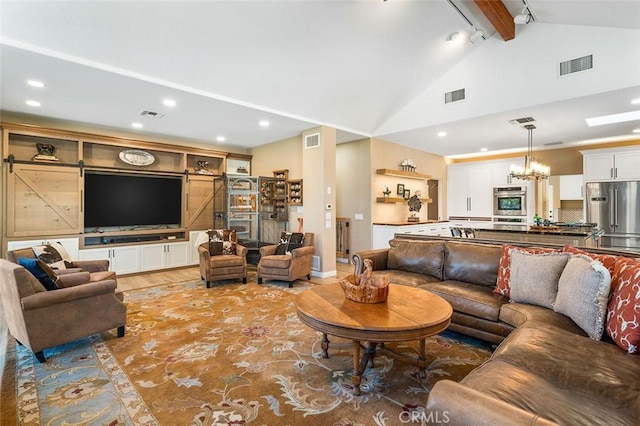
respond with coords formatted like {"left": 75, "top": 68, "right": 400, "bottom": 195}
{"left": 311, "top": 269, "right": 337, "bottom": 278}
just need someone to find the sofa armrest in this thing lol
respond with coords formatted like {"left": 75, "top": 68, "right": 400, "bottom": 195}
{"left": 54, "top": 267, "right": 84, "bottom": 275}
{"left": 56, "top": 271, "right": 91, "bottom": 288}
{"left": 426, "top": 380, "right": 558, "bottom": 426}
{"left": 21, "top": 279, "right": 118, "bottom": 310}
{"left": 68, "top": 260, "right": 110, "bottom": 273}
{"left": 236, "top": 244, "right": 248, "bottom": 259}
{"left": 291, "top": 246, "right": 314, "bottom": 258}
{"left": 352, "top": 249, "right": 390, "bottom": 274}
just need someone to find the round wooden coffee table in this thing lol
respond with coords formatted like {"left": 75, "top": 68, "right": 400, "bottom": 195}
{"left": 295, "top": 283, "right": 452, "bottom": 395}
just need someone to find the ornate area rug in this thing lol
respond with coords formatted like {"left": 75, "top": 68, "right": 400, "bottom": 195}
{"left": 2, "top": 280, "right": 493, "bottom": 425}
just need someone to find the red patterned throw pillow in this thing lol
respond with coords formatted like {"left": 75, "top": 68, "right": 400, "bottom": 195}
{"left": 562, "top": 245, "right": 619, "bottom": 277}
{"left": 494, "top": 244, "right": 560, "bottom": 298}
{"left": 606, "top": 257, "right": 640, "bottom": 354}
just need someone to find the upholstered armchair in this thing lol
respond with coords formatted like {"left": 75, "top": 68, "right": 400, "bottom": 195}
{"left": 0, "top": 259, "right": 126, "bottom": 363}
{"left": 198, "top": 242, "right": 248, "bottom": 287}
{"left": 7, "top": 246, "right": 117, "bottom": 284}
{"left": 257, "top": 232, "right": 314, "bottom": 287}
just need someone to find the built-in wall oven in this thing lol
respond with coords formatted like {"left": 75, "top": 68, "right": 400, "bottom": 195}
{"left": 493, "top": 186, "right": 527, "bottom": 216}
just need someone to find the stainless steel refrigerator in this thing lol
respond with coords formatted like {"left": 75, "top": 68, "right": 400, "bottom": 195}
{"left": 586, "top": 181, "right": 640, "bottom": 251}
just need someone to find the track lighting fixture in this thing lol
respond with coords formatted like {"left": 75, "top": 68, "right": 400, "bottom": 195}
{"left": 514, "top": 0, "right": 535, "bottom": 25}
{"left": 469, "top": 28, "right": 485, "bottom": 43}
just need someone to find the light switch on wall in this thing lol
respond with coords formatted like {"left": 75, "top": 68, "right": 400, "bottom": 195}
{"left": 354, "top": 213, "right": 364, "bottom": 221}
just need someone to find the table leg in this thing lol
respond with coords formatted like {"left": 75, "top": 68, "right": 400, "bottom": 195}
{"left": 352, "top": 340, "right": 362, "bottom": 395}
{"left": 321, "top": 333, "right": 330, "bottom": 358}
{"left": 418, "top": 339, "right": 427, "bottom": 379}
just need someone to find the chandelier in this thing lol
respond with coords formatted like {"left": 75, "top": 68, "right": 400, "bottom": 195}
{"left": 509, "top": 124, "right": 550, "bottom": 181}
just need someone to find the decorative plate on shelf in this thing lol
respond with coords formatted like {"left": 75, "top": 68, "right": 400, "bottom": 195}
{"left": 119, "top": 149, "right": 155, "bottom": 166}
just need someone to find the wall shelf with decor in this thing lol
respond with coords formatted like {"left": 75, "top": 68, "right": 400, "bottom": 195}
{"left": 376, "top": 196, "right": 432, "bottom": 204}
{"left": 272, "top": 169, "right": 289, "bottom": 214}
{"left": 288, "top": 179, "right": 303, "bottom": 205}
{"left": 376, "top": 168, "right": 432, "bottom": 180}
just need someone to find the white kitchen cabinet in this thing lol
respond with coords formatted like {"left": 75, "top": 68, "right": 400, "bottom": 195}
{"left": 6, "top": 237, "right": 80, "bottom": 260}
{"left": 582, "top": 148, "right": 640, "bottom": 182}
{"left": 447, "top": 164, "right": 493, "bottom": 218}
{"left": 140, "top": 242, "right": 190, "bottom": 271}
{"left": 559, "top": 174, "right": 583, "bottom": 200}
{"left": 491, "top": 160, "right": 530, "bottom": 186}
{"left": 372, "top": 223, "right": 452, "bottom": 249}
{"left": 79, "top": 245, "right": 141, "bottom": 275}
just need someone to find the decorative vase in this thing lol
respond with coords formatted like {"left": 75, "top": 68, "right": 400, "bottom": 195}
{"left": 339, "top": 259, "right": 389, "bottom": 303}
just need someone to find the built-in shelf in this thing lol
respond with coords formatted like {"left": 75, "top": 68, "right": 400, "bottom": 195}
{"left": 376, "top": 168, "right": 432, "bottom": 180}
{"left": 376, "top": 197, "right": 432, "bottom": 204}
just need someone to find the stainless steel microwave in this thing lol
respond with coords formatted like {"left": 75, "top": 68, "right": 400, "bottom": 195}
{"left": 493, "top": 186, "right": 527, "bottom": 216}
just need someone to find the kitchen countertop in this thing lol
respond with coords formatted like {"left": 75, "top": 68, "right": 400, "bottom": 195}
{"left": 481, "top": 226, "right": 596, "bottom": 237}
{"left": 373, "top": 220, "right": 449, "bottom": 226}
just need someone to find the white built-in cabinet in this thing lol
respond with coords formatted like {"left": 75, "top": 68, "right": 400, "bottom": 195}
{"left": 6, "top": 238, "right": 80, "bottom": 260}
{"left": 79, "top": 246, "right": 141, "bottom": 275}
{"left": 372, "top": 223, "right": 451, "bottom": 249}
{"left": 491, "top": 160, "right": 530, "bottom": 186}
{"left": 559, "top": 174, "right": 583, "bottom": 200}
{"left": 140, "top": 242, "right": 190, "bottom": 271}
{"left": 447, "top": 164, "right": 493, "bottom": 217}
{"left": 582, "top": 147, "right": 640, "bottom": 182}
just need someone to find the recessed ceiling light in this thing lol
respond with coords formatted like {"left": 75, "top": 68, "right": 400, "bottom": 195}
{"left": 480, "top": 147, "right": 488, "bottom": 152}
{"left": 631, "top": 98, "right": 640, "bottom": 105}
{"left": 445, "top": 32, "right": 459, "bottom": 42}
{"left": 163, "top": 99, "right": 176, "bottom": 107}
{"left": 437, "top": 131, "right": 447, "bottom": 137}
{"left": 259, "top": 120, "right": 270, "bottom": 128}
{"left": 25, "top": 100, "right": 41, "bottom": 107}
{"left": 585, "top": 110, "right": 640, "bottom": 126}
{"left": 131, "top": 122, "right": 143, "bottom": 129}
{"left": 216, "top": 136, "right": 226, "bottom": 142}
{"left": 633, "top": 128, "right": 640, "bottom": 134}
{"left": 27, "top": 80, "right": 45, "bottom": 88}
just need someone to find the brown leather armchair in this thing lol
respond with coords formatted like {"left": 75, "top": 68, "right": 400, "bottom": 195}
{"left": 198, "top": 242, "right": 248, "bottom": 287}
{"left": 257, "top": 233, "right": 314, "bottom": 287}
{"left": 0, "top": 259, "right": 126, "bottom": 363}
{"left": 7, "top": 247, "right": 116, "bottom": 284}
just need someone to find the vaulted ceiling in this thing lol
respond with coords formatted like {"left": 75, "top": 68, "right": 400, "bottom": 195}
{"left": 1, "top": 0, "right": 639, "bottom": 158}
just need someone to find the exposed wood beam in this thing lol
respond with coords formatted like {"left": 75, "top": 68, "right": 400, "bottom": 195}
{"left": 474, "top": 0, "right": 515, "bottom": 41}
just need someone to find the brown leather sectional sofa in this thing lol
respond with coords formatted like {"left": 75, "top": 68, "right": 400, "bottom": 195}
{"left": 353, "top": 236, "right": 640, "bottom": 425}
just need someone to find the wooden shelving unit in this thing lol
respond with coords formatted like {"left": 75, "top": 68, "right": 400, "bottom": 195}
{"left": 288, "top": 179, "right": 303, "bottom": 206}
{"left": 376, "top": 168, "right": 432, "bottom": 180}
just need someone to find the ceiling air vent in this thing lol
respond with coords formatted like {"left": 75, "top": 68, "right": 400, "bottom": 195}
{"left": 305, "top": 133, "right": 320, "bottom": 149}
{"left": 543, "top": 141, "right": 564, "bottom": 146}
{"left": 140, "top": 110, "right": 165, "bottom": 119}
{"left": 559, "top": 54, "right": 593, "bottom": 76}
{"left": 508, "top": 117, "right": 536, "bottom": 125}
{"left": 444, "top": 88, "right": 465, "bottom": 104}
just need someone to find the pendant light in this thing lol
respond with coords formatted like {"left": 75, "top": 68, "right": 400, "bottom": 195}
{"left": 509, "top": 125, "right": 550, "bottom": 181}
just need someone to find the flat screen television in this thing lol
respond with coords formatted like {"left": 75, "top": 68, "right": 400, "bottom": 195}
{"left": 84, "top": 172, "right": 182, "bottom": 229}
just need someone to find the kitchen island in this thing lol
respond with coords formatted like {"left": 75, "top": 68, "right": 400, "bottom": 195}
{"left": 475, "top": 225, "right": 598, "bottom": 248}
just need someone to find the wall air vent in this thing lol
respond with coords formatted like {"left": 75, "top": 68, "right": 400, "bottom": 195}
{"left": 559, "top": 54, "right": 593, "bottom": 76}
{"left": 543, "top": 141, "right": 564, "bottom": 146}
{"left": 444, "top": 88, "right": 465, "bottom": 104}
{"left": 305, "top": 133, "right": 320, "bottom": 149}
{"left": 140, "top": 110, "right": 165, "bottom": 119}
{"left": 508, "top": 117, "right": 536, "bottom": 125}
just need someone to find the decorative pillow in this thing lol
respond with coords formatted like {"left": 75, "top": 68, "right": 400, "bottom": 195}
{"left": 207, "top": 229, "right": 237, "bottom": 243}
{"left": 494, "top": 244, "right": 561, "bottom": 298}
{"left": 606, "top": 258, "right": 640, "bottom": 354}
{"left": 222, "top": 241, "right": 237, "bottom": 255}
{"left": 562, "top": 245, "right": 619, "bottom": 276}
{"left": 32, "top": 242, "right": 72, "bottom": 270}
{"left": 275, "top": 232, "right": 305, "bottom": 255}
{"left": 554, "top": 254, "right": 611, "bottom": 340}
{"left": 18, "top": 257, "right": 60, "bottom": 291}
{"left": 509, "top": 250, "right": 569, "bottom": 309}
{"left": 208, "top": 241, "right": 224, "bottom": 256}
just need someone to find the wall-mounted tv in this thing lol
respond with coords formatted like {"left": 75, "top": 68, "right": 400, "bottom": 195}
{"left": 84, "top": 172, "right": 182, "bottom": 229}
